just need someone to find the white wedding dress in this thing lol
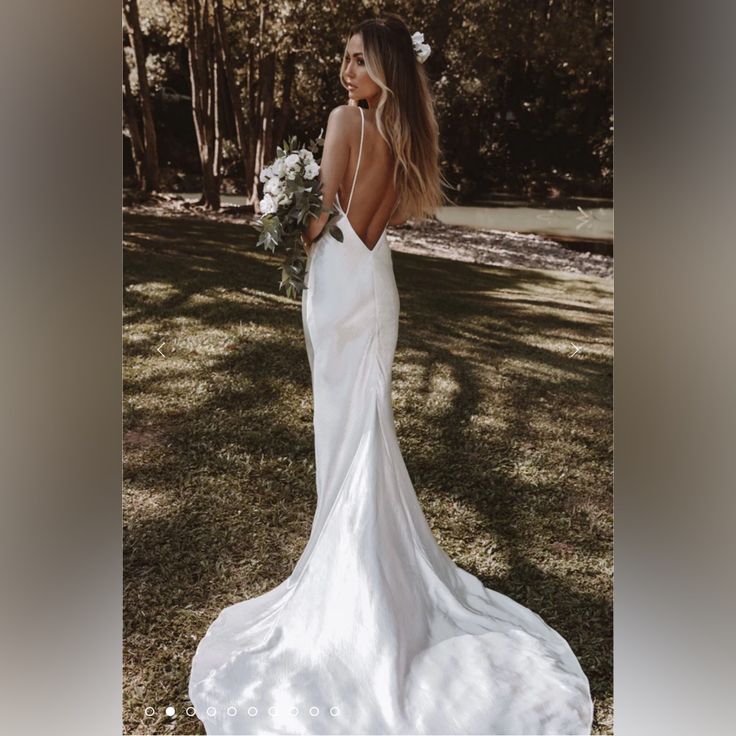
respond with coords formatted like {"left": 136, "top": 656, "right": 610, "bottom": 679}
{"left": 189, "top": 107, "right": 594, "bottom": 735}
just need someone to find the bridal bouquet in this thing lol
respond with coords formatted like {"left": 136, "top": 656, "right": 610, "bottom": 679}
{"left": 254, "top": 131, "right": 344, "bottom": 299}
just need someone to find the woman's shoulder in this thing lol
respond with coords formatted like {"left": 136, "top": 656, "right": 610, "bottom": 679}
{"left": 327, "top": 104, "right": 362, "bottom": 125}
{"left": 324, "top": 105, "right": 364, "bottom": 146}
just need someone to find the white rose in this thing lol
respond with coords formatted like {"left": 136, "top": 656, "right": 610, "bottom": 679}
{"left": 258, "top": 165, "right": 272, "bottom": 183}
{"left": 277, "top": 191, "right": 292, "bottom": 206}
{"left": 259, "top": 193, "right": 277, "bottom": 215}
{"left": 299, "top": 149, "right": 315, "bottom": 163}
{"left": 304, "top": 161, "right": 319, "bottom": 180}
{"left": 264, "top": 177, "right": 282, "bottom": 195}
{"left": 411, "top": 31, "right": 431, "bottom": 63}
{"left": 284, "top": 153, "right": 301, "bottom": 170}
{"left": 272, "top": 158, "right": 285, "bottom": 176}
{"left": 417, "top": 43, "right": 431, "bottom": 63}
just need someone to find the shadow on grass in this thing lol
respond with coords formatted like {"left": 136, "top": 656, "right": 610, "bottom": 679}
{"left": 123, "top": 212, "right": 613, "bottom": 734}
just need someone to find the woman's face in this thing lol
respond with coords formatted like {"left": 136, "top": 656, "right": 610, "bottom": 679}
{"left": 343, "top": 33, "right": 381, "bottom": 106}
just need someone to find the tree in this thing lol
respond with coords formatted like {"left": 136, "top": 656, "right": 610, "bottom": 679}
{"left": 123, "top": 0, "right": 161, "bottom": 192}
{"left": 125, "top": 0, "right": 613, "bottom": 206}
{"left": 238, "top": 2, "right": 276, "bottom": 205}
{"left": 214, "top": 0, "right": 252, "bottom": 193}
{"left": 185, "top": 0, "right": 222, "bottom": 209}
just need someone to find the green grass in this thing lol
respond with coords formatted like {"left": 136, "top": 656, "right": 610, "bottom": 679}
{"left": 123, "top": 211, "right": 613, "bottom": 735}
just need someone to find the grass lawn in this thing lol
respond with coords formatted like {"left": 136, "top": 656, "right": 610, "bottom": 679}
{"left": 123, "top": 211, "right": 613, "bottom": 735}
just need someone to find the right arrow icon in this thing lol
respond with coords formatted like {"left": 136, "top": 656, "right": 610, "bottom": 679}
{"left": 568, "top": 341, "right": 581, "bottom": 358}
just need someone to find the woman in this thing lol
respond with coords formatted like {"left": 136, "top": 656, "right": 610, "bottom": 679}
{"left": 189, "top": 13, "right": 594, "bottom": 735}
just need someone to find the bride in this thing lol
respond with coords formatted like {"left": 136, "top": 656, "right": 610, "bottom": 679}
{"left": 189, "top": 12, "right": 594, "bottom": 735}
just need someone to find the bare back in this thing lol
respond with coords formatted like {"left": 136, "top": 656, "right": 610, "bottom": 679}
{"left": 335, "top": 107, "right": 398, "bottom": 251}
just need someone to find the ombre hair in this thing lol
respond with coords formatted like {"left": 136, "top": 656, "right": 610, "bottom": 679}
{"left": 339, "top": 12, "right": 452, "bottom": 221}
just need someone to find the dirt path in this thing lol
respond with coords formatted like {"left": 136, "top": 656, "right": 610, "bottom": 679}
{"left": 388, "top": 217, "right": 613, "bottom": 279}
{"left": 124, "top": 195, "right": 613, "bottom": 280}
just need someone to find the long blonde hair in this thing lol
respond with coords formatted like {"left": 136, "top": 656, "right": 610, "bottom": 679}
{"left": 340, "top": 13, "right": 453, "bottom": 221}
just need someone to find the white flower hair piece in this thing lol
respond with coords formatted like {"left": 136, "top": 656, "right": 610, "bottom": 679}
{"left": 411, "top": 31, "right": 431, "bottom": 64}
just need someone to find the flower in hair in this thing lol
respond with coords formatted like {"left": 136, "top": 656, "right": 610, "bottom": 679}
{"left": 411, "top": 31, "right": 431, "bottom": 63}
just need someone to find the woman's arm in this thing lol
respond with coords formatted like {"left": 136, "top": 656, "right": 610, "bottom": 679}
{"left": 303, "top": 105, "right": 354, "bottom": 248}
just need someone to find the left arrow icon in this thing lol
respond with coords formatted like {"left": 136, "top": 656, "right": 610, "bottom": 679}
{"left": 157, "top": 341, "right": 166, "bottom": 357}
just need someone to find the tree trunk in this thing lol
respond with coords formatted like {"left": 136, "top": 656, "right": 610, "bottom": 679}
{"left": 123, "top": 0, "right": 160, "bottom": 192}
{"left": 214, "top": 0, "right": 251, "bottom": 195}
{"left": 258, "top": 51, "right": 276, "bottom": 170}
{"left": 250, "top": 2, "right": 275, "bottom": 206}
{"left": 245, "top": 47, "right": 259, "bottom": 203}
{"left": 273, "top": 52, "right": 296, "bottom": 151}
{"left": 186, "top": 0, "right": 222, "bottom": 209}
{"left": 122, "top": 47, "right": 147, "bottom": 189}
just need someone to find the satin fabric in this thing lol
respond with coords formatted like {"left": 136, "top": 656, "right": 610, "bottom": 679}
{"left": 188, "top": 211, "right": 594, "bottom": 735}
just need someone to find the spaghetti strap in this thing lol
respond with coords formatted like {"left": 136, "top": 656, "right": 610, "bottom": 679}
{"left": 344, "top": 107, "right": 364, "bottom": 216}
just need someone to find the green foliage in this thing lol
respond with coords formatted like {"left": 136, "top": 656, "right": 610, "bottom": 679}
{"left": 253, "top": 131, "right": 343, "bottom": 299}
{"left": 133, "top": 0, "right": 613, "bottom": 200}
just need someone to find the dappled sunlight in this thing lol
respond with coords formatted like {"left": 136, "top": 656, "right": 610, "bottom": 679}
{"left": 125, "top": 280, "right": 181, "bottom": 302}
{"left": 239, "top": 286, "right": 304, "bottom": 306}
{"left": 123, "top": 484, "right": 173, "bottom": 522}
{"left": 425, "top": 361, "right": 462, "bottom": 413}
{"left": 187, "top": 264, "right": 221, "bottom": 274}
{"left": 124, "top": 208, "right": 612, "bottom": 735}
{"left": 185, "top": 287, "right": 298, "bottom": 311}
